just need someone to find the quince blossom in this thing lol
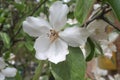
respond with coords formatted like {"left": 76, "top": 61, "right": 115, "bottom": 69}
{"left": 87, "top": 19, "right": 119, "bottom": 58}
{"left": 92, "top": 59, "right": 108, "bottom": 80}
{"left": 100, "top": 32, "right": 119, "bottom": 58}
{"left": 0, "top": 57, "right": 17, "bottom": 80}
{"left": 23, "top": 1, "right": 89, "bottom": 64}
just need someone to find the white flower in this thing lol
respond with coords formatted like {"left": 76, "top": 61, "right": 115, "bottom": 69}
{"left": 1, "top": 67, "right": 17, "bottom": 77}
{"left": 0, "top": 57, "right": 17, "bottom": 79}
{"left": 92, "top": 59, "right": 108, "bottom": 80}
{"left": 100, "top": 32, "right": 118, "bottom": 58}
{"left": 23, "top": 1, "right": 89, "bottom": 64}
{"left": 87, "top": 20, "right": 108, "bottom": 41}
{"left": 100, "top": 40, "right": 116, "bottom": 58}
{"left": 0, "top": 73, "right": 5, "bottom": 80}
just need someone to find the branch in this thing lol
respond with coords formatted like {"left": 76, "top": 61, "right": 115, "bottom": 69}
{"left": 81, "top": 8, "right": 112, "bottom": 27}
{"left": 102, "top": 16, "right": 120, "bottom": 31}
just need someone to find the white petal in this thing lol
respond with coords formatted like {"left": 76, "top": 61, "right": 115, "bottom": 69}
{"left": 0, "top": 73, "right": 5, "bottom": 80}
{"left": 49, "top": 1, "right": 69, "bottom": 31}
{"left": 100, "top": 40, "right": 116, "bottom": 58}
{"left": 87, "top": 20, "right": 108, "bottom": 33}
{"left": 100, "top": 40, "right": 109, "bottom": 49}
{"left": 109, "top": 32, "right": 119, "bottom": 42}
{"left": 1, "top": 67, "right": 17, "bottom": 77}
{"left": 23, "top": 17, "right": 51, "bottom": 37}
{"left": 105, "top": 52, "right": 113, "bottom": 58}
{"left": 34, "top": 36, "right": 51, "bottom": 60}
{"left": 0, "top": 58, "right": 6, "bottom": 70}
{"left": 110, "top": 43, "right": 117, "bottom": 52}
{"left": 47, "top": 38, "right": 69, "bottom": 64}
{"left": 90, "top": 32, "right": 108, "bottom": 41}
{"left": 59, "top": 26, "right": 90, "bottom": 47}
{"left": 34, "top": 37, "right": 69, "bottom": 64}
{"left": 87, "top": 20, "right": 108, "bottom": 41}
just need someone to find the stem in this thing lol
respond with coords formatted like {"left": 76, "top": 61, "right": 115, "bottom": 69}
{"left": 32, "top": 61, "right": 44, "bottom": 80}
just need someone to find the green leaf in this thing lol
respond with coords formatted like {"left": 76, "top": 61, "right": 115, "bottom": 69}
{"left": 24, "top": 41, "right": 34, "bottom": 51}
{"left": 51, "top": 47, "right": 86, "bottom": 80}
{"left": 86, "top": 38, "right": 95, "bottom": 61}
{"left": 74, "top": 0, "right": 95, "bottom": 24}
{"left": 3, "top": 51, "right": 11, "bottom": 60}
{"left": 0, "top": 32, "right": 10, "bottom": 49}
{"left": 105, "top": 0, "right": 120, "bottom": 21}
{"left": 0, "top": 16, "right": 5, "bottom": 23}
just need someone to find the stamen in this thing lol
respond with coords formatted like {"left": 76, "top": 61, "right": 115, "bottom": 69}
{"left": 49, "top": 30, "right": 59, "bottom": 42}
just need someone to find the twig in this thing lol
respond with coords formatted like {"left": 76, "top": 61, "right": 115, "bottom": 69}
{"left": 102, "top": 16, "right": 120, "bottom": 31}
{"left": 81, "top": 8, "right": 112, "bottom": 27}
{"left": 30, "top": 0, "right": 48, "bottom": 16}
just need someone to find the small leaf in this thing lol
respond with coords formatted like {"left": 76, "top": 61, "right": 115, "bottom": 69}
{"left": 86, "top": 38, "right": 95, "bottom": 61}
{"left": 105, "top": 0, "right": 120, "bottom": 21}
{"left": 3, "top": 51, "right": 11, "bottom": 60}
{"left": 24, "top": 41, "right": 34, "bottom": 51}
{"left": 51, "top": 47, "right": 86, "bottom": 80}
{"left": 0, "top": 16, "right": 5, "bottom": 23}
{"left": 0, "top": 32, "right": 10, "bottom": 49}
{"left": 74, "top": 0, "right": 95, "bottom": 24}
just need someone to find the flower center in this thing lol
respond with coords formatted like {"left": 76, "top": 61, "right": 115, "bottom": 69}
{"left": 49, "top": 29, "right": 59, "bottom": 42}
